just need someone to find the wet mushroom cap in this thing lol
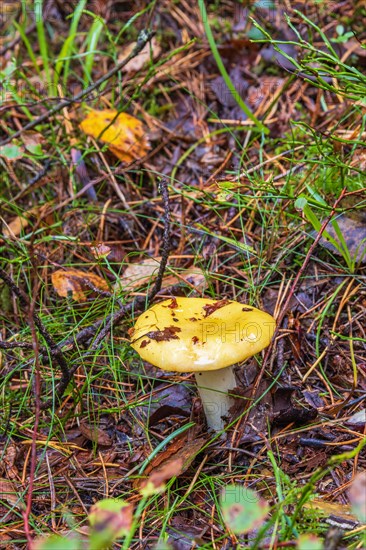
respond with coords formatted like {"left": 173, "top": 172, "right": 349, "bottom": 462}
{"left": 130, "top": 297, "right": 275, "bottom": 372}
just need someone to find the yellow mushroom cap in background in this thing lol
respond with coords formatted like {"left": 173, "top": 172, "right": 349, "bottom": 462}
{"left": 130, "top": 297, "right": 276, "bottom": 372}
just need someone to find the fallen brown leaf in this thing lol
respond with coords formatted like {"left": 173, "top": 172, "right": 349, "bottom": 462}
{"left": 80, "top": 422, "right": 113, "bottom": 446}
{"left": 116, "top": 258, "right": 207, "bottom": 292}
{"left": 0, "top": 478, "right": 25, "bottom": 511}
{"left": 51, "top": 269, "right": 109, "bottom": 302}
{"left": 147, "top": 385, "right": 191, "bottom": 426}
{"left": 162, "top": 266, "right": 207, "bottom": 292}
{"left": 121, "top": 257, "right": 163, "bottom": 289}
{"left": 21, "top": 130, "right": 44, "bottom": 151}
{"left": 1, "top": 439, "right": 18, "bottom": 479}
{"left": 1, "top": 204, "right": 53, "bottom": 238}
{"left": 138, "top": 433, "right": 206, "bottom": 492}
{"left": 146, "top": 459, "right": 186, "bottom": 492}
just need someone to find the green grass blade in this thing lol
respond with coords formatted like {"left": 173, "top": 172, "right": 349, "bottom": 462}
{"left": 83, "top": 15, "right": 105, "bottom": 85}
{"left": 34, "top": 0, "right": 55, "bottom": 96}
{"left": 198, "top": 0, "right": 268, "bottom": 134}
{"left": 54, "top": 0, "right": 88, "bottom": 89}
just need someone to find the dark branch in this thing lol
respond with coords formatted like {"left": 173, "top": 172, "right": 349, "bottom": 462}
{"left": 147, "top": 178, "right": 171, "bottom": 302}
{"left": 0, "top": 341, "right": 34, "bottom": 350}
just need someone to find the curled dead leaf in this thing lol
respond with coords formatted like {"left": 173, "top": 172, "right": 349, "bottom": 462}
{"left": 21, "top": 131, "right": 44, "bottom": 154}
{"left": 91, "top": 243, "right": 112, "bottom": 259}
{"left": 1, "top": 440, "right": 18, "bottom": 479}
{"left": 141, "top": 459, "right": 186, "bottom": 496}
{"left": 51, "top": 269, "right": 109, "bottom": 302}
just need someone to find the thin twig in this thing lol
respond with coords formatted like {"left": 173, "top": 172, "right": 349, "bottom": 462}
{"left": 0, "top": 30, "right": 155, "bottom": 147}
{"left": 147, "top": 178, "right": 171, "bottom": 301}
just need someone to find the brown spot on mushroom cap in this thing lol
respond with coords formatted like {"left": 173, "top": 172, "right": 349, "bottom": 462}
{"left": 145, "top": 326, "right": 181, "bottom": 342}
{"left": 242, "top": 307, "right": 253, "bottom": 312}
{"left": 203, "top": 299, "right": 230, "bottom": 317}
{"left": 165, "top": 297, "right": 178, "bottom": 309}
{"left": 192, "top": 336, "right": 199, "bottom": 345}
{"left": 140, "top": 340, "right": 150, "bottom": 348}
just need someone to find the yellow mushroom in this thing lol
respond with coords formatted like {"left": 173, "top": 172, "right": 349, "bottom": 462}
{"left": 130, "top": 297, "right": 275, "bottom": 431}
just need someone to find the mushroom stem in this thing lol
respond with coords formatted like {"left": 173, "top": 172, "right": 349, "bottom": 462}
{"left": 194, "top": 367, "right": 237, "bottom": 432}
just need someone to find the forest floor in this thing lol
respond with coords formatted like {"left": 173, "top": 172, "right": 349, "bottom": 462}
{"left": 0, "top": 0, "right": 366, "bottom": 548}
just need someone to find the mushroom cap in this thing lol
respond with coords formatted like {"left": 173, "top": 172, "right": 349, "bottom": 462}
{"left": 130, "top": 297, "right": 275, "bottom": 372}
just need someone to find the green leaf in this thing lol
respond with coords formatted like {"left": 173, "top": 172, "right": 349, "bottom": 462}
{"left": 247, "top": 26, "right": 266, "bottom": 41}
{"left": 220, "top": 484, "right": 269, "bottom": 534}
{"left": 294, "top": 196, "right": 308, "bottom": 211}
{"left": 83, "top": 14, "right": 105, "bottom": 84}
{"left": 218, "top": 181, "right": 237, "bottom": 190}
{"left": 0, "top": 144, "right": 23, "bottom": 160}
{"left": 25, "top": 143, "right": 43, "bottom": 156}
